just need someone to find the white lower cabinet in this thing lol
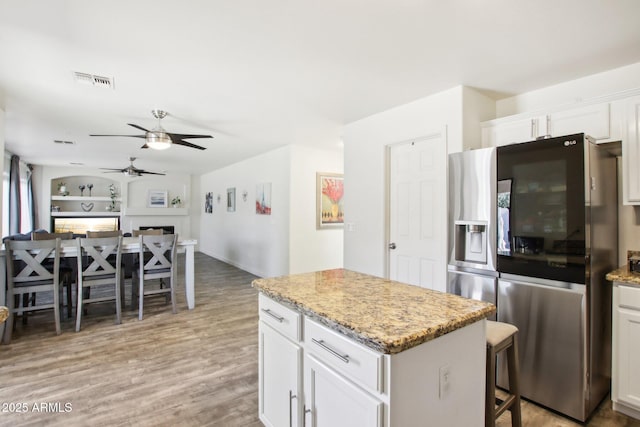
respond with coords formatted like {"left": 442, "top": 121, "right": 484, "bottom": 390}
{"left": 259, "top": 322, "right": 303, "bottom": 427}
{"left": 258, "top": 293, "right": 487, "bottom": 427}
{"left": 304, "top": 354, "right": 383, "bottom": 427}
{"left": 613, "top": 284, "right": 640, "bottom": 419}
{"left": 259, "top": 294, "right": 303, "bottom": 427}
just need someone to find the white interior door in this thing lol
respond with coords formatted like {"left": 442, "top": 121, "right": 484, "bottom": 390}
{"left": 388, "top": 133, "right": 447, "bottom": 291}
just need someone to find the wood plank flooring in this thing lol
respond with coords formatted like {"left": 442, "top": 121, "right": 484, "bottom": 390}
{"left": 0, "top": 252, "right": 638, "bottom": 426}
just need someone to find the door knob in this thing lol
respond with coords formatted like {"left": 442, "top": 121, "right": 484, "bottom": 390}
{"left": 389, "top": 243, "right": 397, "bottom": 250}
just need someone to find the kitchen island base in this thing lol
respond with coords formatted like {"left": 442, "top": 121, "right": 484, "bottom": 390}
{"left": 258, "top": 293, "right": 488, "bottom": 427}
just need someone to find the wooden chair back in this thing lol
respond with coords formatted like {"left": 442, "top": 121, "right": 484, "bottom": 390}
{"left": 6, "top": 238, "right": 60, "bottom": 285}
{"left": 31, "top": 231, "right": 73, "bottom": 241}
{"left": 133, "top": 229, "right": 163, "bottom": 237}
{"left": 3, "top": 238, "right": 62, "bottom": 343}
{"left": 139, "top": 234, "right": 177, "bottom": 274}
{"left": 86, "top": 230, "right": 123, "bottom": 238}
{"left": 76, "top": 236, "right": 122, "bottom": 279}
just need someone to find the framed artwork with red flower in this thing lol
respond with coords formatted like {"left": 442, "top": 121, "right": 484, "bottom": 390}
{"left": 317, "top": 172, "right": 344, "bottom": 229}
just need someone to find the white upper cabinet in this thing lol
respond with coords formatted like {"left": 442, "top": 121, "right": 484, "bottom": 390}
{"left": 547, "top": 103, "right": 611, "bottom": 141}
{"left": 619, "top": 95, "right": 640, "bottom": 205}
{"left": 482, "top": 115, "right": 546, "bottom": 147}
{"left": 482, "top": 102, "right": 614, "bottom": 148}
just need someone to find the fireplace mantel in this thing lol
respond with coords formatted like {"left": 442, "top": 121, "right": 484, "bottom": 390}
{"left": 122, "top": 208, "right": 188, "bottom": 216}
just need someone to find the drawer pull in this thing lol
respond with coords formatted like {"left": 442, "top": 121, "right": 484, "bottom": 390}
{"left": 312, "top": 338, "right": 350, "bottom": 364}
{"left": 289, "top": 390, "right": 296, "bottom": 427}
{"left": 261, "top": 308, "right": 285, "bottom": 323}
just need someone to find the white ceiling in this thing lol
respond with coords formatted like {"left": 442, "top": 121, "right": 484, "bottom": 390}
{"left": 1, "top": 0, "right": 640, "bottom": 175}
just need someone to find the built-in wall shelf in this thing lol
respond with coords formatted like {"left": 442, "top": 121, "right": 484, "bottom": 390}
{"left": 51, "top": 212, "right": 121, "bottom": 217}
{"left": 123, "top": 208, "right": 188, "bottom": 216}
{"left": 51, "top": 196, "right": 122, "bottom": 202}
{"left": 50, "top": 176, "right": 122, "bottom": 216}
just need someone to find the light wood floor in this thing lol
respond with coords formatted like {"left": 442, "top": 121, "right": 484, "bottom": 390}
{"left": 0, "top": 252, "right": 638, "bottom": 426}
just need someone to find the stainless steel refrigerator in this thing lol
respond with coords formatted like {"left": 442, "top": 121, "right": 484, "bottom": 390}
{"left": 495, "top": 134, "right": 617, "bottom": 422}
{"left": 447, "top": 147, "right": 498, "bottom": 318}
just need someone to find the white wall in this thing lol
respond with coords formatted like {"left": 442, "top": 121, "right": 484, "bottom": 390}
{"left": 462, "top": 86, "right": 497, "bottom": 149}
{"left": 199, "top": 146, "right": 292, "bottom": 278}
{"left": 497, "top": 62, "right": 640, "bottom": 117}
{"left": 190, "top": 175, "right": 201, "bottom": 250}
{"left": 199, "top": 145, "right": 344, "bottom": 278}
{"left": 289, "top": 145, "right": 343, "bottom": 274}
{"left": 342, "top": 86, "right": 463, "bottom": 278}
{"left": 492, "top": 62, "right": 640, "bottom": 267}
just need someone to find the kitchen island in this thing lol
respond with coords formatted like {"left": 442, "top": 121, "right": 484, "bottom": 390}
{"left": 253, "top": 269, "right": 495, "bottom": 427}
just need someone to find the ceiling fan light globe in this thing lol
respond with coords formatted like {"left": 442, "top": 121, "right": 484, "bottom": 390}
{"left": 146, "top": 131, "right": 172, "bottom": 150}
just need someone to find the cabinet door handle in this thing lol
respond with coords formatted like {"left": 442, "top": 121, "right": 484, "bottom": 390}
{"left": 289, "top": 390, "right": 297, "bottom": 427}
{"left": 303, "top": 405, "right": 312, "bottom": 427}
{"left": 531, "top": 119, "right": 535, "bottom": 138}
{"left": 261, "top": 308, "right": 285, "bottom": 323}
{"left": 311, "top": 338, "right": 350, "bottom": 364}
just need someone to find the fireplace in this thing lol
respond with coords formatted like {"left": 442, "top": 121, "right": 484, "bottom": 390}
{"left": 53, "top": 216, "right": 120, "bottom": 234}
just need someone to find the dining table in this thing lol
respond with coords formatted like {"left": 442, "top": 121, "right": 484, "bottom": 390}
{"left": 0, "top": 236, "right": 198, "bottom": 341}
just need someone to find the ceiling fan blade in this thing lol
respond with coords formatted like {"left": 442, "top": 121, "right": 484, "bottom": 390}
{"left": 172, "top": 139, "right": 207, "bottom": 150}
{"left": 138, "top": 170, "right": 166, "bottom": 176}
{"left": 127, "top": 123, "right": 150, "bottom": 132}
{"left": 100, "top": 167, "right": 126, "bottom": 171}
{"left": 168, "top": 133, "right": 213, "bottom": 140}
{"left": 90, "top": 134, "right": 146, "bottom": 138}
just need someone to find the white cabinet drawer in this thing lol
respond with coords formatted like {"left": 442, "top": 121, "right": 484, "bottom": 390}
{"left": 259, "top": 294, "right": 301, "bottom": 342}
{"left": 619, "top": 284, "right": 640, "bottom": 310}
{"left": 304, "top": 318, "right": 383, "bottom": 393}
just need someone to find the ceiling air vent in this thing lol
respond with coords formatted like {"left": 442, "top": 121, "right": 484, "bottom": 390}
{"left": 54, "top": 140, "right": 75, "bottom": 145}
{"left": 73, "top": 71, "right": 115, "bottom": 89}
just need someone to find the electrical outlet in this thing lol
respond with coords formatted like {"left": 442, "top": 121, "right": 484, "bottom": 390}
{"left": 439, "top": 364, "right": 451, "bottom": 399}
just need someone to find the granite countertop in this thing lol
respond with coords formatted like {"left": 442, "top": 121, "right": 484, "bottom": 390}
{"left": 252, "top": 269, "right": 495, "bottom": 354}
{"left": 606, "top": 265, "right": 640, "bottom": 286}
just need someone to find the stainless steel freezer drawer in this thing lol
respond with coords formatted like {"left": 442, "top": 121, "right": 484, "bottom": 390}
{"left": 497, "top": 276, "right": 587, "bottom": 421}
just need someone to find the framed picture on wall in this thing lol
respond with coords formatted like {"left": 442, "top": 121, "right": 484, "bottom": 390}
{"left": 205, "top": 192, "right": 213, "bottom": 213}
{"left": 256, "top": 183, "right": 272, "bottom": 215}
{"left": 227, "top": 187, "right": 236, "bottom": 212}
{"left": 148, "top": 190, "right": 168, "bottom": 208}
{"left": 317, "top": 172, "right": 344, "bottom": 229}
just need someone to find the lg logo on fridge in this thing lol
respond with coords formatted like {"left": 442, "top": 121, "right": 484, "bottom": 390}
{"left": 564, "top": 140, "right": 577, "bottom": 146}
